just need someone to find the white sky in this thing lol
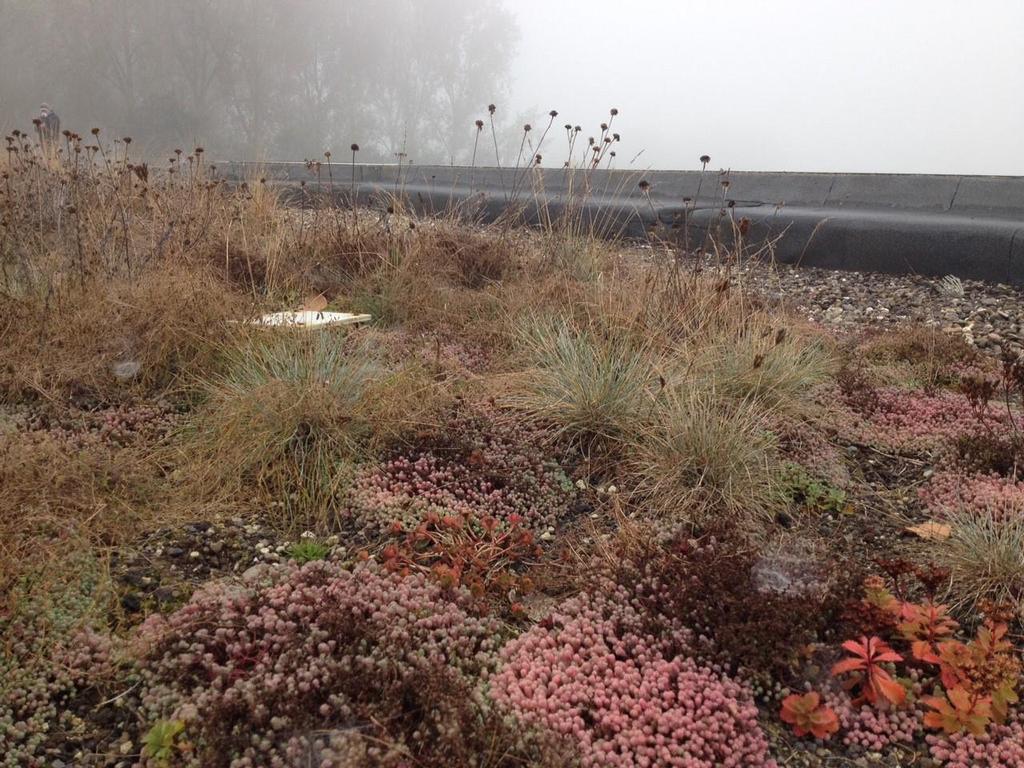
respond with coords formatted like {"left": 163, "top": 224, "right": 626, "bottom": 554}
{"left": 506, "top": 0, "right": 1024, "bottom": 175}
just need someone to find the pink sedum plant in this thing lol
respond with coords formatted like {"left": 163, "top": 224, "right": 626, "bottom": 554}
{"left": 919, "top": 469, "right": 1024, "bottom": 519}
{"left": 133, "top": 561, "right": 506, "bottom": 767}
{"left": 491, "top": 586, "right": 777, "bottom": 768}
{"left": 833, "top": 387, "right": 1009, "bottom": 454}
{"left": 347, "top": 403, "right": 574, "bottom": 534}
{"left": 926, "top": 710, "right": 1024, "bottom": 767}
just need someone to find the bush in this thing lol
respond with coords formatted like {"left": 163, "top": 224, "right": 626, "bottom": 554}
{"left": 491, "top": 586, "right": 777, "bottom": 768}
{"left": 133, "top": 562, "right": 548, "bottom": 768}
{"left": 631, "top": 389, "right": 779, "bottom": 527}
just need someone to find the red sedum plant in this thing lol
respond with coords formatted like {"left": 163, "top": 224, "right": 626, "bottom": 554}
{"left": 379, "top": 510, "right": 540, "bottom": 608}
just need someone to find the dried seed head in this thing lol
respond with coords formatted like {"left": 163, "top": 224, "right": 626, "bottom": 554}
{"left": 613, "top": 133, "right": 620, "bottom": 141}
{"left": 600, "top": 122, "right": 608, "bottom": 131}
{"left": 123, "top": 136, "right": 132, "bottom": 144}
{"left": 700, "top": 154, "right": 711, "bottom": 164}
{"left": 351, "top": 143, "right": 360, "bottom": 152}
{"left": 638, "top": 179, "right": 651, "bottom": 191}
{"left": 488, "top": 103, "right": 496, "bottom": 114}
{"left": 324, "top": 150, "right": 331, "bottom": 158}
{"left": 523, "top": 124, "right": 532, "bottom": 132}
{"left": 534, "top": 154, "right": 542, "bottom": 165}
{"left": 549, "top": 109, "right": 558, "bottom": 117}
{"left": 90, "top": 127, "right": 100, "bottom": 136}
{"left": 610, "top": 107, "right": 619, "bottom": 116}
{"left": 475, "top": 119, "right": 484, "bottom": 129}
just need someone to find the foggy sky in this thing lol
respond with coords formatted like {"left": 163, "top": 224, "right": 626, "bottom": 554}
{"left": 506, "top": 0, "right": 1024, "bottom": 175}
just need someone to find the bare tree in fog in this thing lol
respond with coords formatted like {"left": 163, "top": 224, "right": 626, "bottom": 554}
{"left": 0, "top": 0, "right": 519, "bottom": 162}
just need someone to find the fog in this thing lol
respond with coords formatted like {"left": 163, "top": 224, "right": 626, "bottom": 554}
{"left": 2, "top": 0, "right": 1021, "bottom": 175}
{"left": 508, "top": 0, "right": 1024, "bottom": 175}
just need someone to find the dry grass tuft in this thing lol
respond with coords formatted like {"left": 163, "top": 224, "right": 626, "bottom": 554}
{"left": 0, "top": 431, "right": 158, "bottom": 599}
{"left": 858, "top": 325, "right": 980, "bottom": 390}
{"left": 1, "top": 264, "right": 241, "bottom": 405}
{"left": 182, "top": 328, "right": 447, "bottom": 530}
{"left": 932, "top": 508, "right": 1024, "bottom": 620}
{"left": 630, "top": 389, "right": 780, "bottom": 528}
{"left": 507, "top": 314, "right": 660, "bottom": 456}
{"left": 703, "top": 312, "right": 834, "bottom": 410}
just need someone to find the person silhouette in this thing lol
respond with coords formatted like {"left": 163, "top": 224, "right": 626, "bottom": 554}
{"left": 37, "top": 104, "right": 60, "bottom": 146}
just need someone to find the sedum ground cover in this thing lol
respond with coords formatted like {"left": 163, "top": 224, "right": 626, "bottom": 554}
{"left": 1, "top": 132, "right": 1022, "bottom": 767}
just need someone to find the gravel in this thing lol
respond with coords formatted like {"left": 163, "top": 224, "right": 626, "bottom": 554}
{"left": 679, "top": 253, "right": 1024, "bottom": 357}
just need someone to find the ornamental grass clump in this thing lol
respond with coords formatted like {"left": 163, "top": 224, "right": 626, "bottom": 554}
{"left": 703, "top": 315, "right": 833, "bottom": 411}
{"left": 631, "top": 389, "right": 779, "bottom": 527}
{"left": 929, "top": 506, "right": 1024, "bottom": 618}
{"left": 491, "top": 586, "right": 777, "bottom": 768}
{"left": 133, "top": 562, "right": 526, "bottom": 768}
{"left": 188, "top": 330, "right": 439, "bottom": 529}
{"left": 509, "top": 316, "right": 659, "bottom": 457}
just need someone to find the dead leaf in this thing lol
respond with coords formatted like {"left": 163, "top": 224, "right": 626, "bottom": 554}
{"left": 299, "top": 293, "right": 328, "bottom": 312}
{"left": 905, "top": 521, "right": 952, "bottom": 541}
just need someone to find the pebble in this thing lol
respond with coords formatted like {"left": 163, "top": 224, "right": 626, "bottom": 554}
{"left": 685, "top": 254, "right": 1024, "bottom": 355}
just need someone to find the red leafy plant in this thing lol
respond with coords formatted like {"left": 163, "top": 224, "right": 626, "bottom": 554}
{"left": 924, "top": 687, "right": 993, "bottom": 737}
{"left": 828, "top": 572, "right": 1022, "bottom": 740}
{"left": 831, "top": 636, "right": 907, "bottom": 707}
{"left": 932, "top": 618, "right": 1021, "bottom": 729}
{"left": 898, "top": 601, "right": 959, "bottom": 664}
{"left": 380, "top": 511, "right": 540, "bottom": 607}
{"left": 780, "top": 692, "right": 840, "bottom": 739}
